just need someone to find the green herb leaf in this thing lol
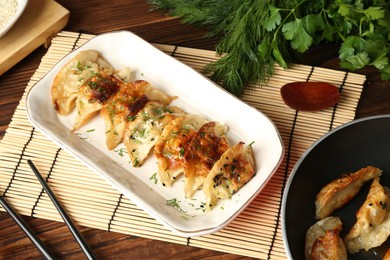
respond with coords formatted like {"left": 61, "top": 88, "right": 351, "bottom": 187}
{"left": 380, "top": 65, "right": 390, "bottom": 80}
{"left": 258, "top": 41, "right": 269, "bottom": 59}
{"left": 149, "top": 172, "right": 158, "bottom": 184}
{"left": 266, "top": 5, "right": 281, "bottom": 31}
{"left": 282, "top": 18, "right": 313, "bottom": 53}
{"left": 364, "top": 7, "right": 385, "bottom": 20}
{"left": 166, "top": 198, "right": 186, "bottom": 213}
{"left": 338, "top": 4, "right": 351, "bottom": 17}
{"left": 339, "top": 36, "right": 368, "bottom": 59}
{"left": 114, "top": 148, "right": 128, "bottom": 157}
{"left": 301, "top": 14, "right": 324, "bottom": 35}
{"left": 371, "top": 55, "right": 389, "bottom": 70}
{"left": 340, "top": 52, "right": 370, "bottom": 70}
{"left": 271, "top": 40, "right": 288, "bottom": 68}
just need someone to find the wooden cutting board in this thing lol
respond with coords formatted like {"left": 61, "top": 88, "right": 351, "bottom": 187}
{"left": 0, "top": 0, "right": 69, "bottom": 75}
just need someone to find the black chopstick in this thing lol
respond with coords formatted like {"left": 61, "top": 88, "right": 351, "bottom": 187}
{"left": 27, "top": 160, "right": 96, "bottom": 260}
{"left": 0, "top": 195, "right": 54, "bottom": 260}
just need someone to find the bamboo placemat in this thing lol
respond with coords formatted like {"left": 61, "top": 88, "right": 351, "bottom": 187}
{"left": 0, "top": 31, "right": 365, "bottom": 259}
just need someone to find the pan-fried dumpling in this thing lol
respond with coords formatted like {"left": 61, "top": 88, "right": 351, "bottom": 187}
{"left": 183, "top": 121, "right": 229, "bottom": 198}
{"left": 305, "top": 216, "right": 347, "bottom": 260}
{"left": 315, "top": 166, "right": 382, "bottom": 220}
{"left": 154, "top": 114, "right": 207, "bottom": 187}
{"left": 311, "top": 230, "right": 348, "bottom": 260}
{"left": 114, "top": 67, "right": 132, "bottom": 82}
{"left": 123, "top": 101, "right": 185, "bottom": 167}
{"left": 203, "top": 141, "right": 255, "bottom": 211}
{"left": 133, "top": 80, "right": 176, "bottom": 105}
{"left": 73, "top": 73, "right": 122, "bottom": 131}
{"left": 344, "top": 177, "right": 390, "bottom": 254}
{"left": 100, "top": 84, "right": 148, "bottom": 150}
{"left": 51, "top": 50, "right": 114, "bottom": 115}
{"left": 100, "top": 80, "right": 176, "bottom": 150}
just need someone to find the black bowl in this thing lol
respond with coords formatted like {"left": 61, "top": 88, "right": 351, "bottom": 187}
{"left": 282, "top": 115, "right": 390, "bottom": 259}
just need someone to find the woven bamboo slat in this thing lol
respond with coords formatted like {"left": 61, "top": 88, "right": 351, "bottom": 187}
{"left": 0, "top": 31, "right": 365, "bottom": 259}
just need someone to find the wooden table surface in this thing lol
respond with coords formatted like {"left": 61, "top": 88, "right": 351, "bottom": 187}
{"left": 0, "top": 0, "right": 389, "bottom": 259}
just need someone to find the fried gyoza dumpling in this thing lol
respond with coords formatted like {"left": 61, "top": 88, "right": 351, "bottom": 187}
{"left": 100, "top": 80, "right": 176, "bottom": 150}
{"left": 311, "top": 231, "right": 348, "bottom": 260}
{"left": 183, "top": 121, "right": 229, "bottom": 198}
{"left": 315, "top": 166, "right": 382, "bottom": 220}
{"left": 73, "top": 73, "right": 122, "bottom": 131}
{"left": 305, "top": 216, "right": 347, "bottom": 260}
{"left": 123, "top": 101, "right": 185, "bottom": 167}
{"left": 51, "top": 50, "right": 114, "bottom": 115}
{"left": 344, "top": 177, "right": 390, "bottom": 254}
{"left": 154, "top": 114, "right": 207, "bottom": 187}
{"left": 100, "top": 87, "right": 148, "bottom": 150}
{"left": 203, "top": 141, "right": 255, "bottom": 211}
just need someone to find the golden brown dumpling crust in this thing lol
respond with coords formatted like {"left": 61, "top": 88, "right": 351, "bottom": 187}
{"left": 315, "top": 166, "right": 382, "bottom": 220}
{"left": 305, "top": 216, "right": 346, "bottom": 260}
{"left": 100, "top": 84, "right": 148, "bottom": 150}
{"left": 123, "top": 101, "right": 185, "bottom": 167}
{"left": 73, "top": 74, "right": 122, "bottom": 131}
{"left": 101, "top": 80, "right": 175, "bottom": 150}
{"left": 51, "top": 50, "right": 113, "bottom": 115}
{"left": 311, "top": 230, "right": 348, "bottom": 260}
{"left": 203, "top": 141, "right": 255, "bottom": 211}
{"left": 154, "top": 114, "right": 207, "bottom": 187}
{"left": 183, "top": 121, "right": 229, "bottom": 198}
{"left": 344, "top": 177, "right": 390, "bottom": 254}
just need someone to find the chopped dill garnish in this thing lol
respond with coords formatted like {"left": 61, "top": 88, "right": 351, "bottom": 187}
{"left": 114, "top": 148, "right": 128, "bottom": 157}
{"left": 196, "top": 202, "right": 207, "bottom": 212}
{"left": 166, "top": 198, "right": 186, "bottom": 213}
{"left": 179, "top": 147, "right": 185, "bottom": 157}
{"left": 75, "top": 132, "right": 87, "bottom": 140}
{"left": 149, "top": 172, "right": 158, "bottom": 184}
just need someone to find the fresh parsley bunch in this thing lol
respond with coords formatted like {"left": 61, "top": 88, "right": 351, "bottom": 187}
{"left": 150, "top": 0, "right": 390, "bottom": 96}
